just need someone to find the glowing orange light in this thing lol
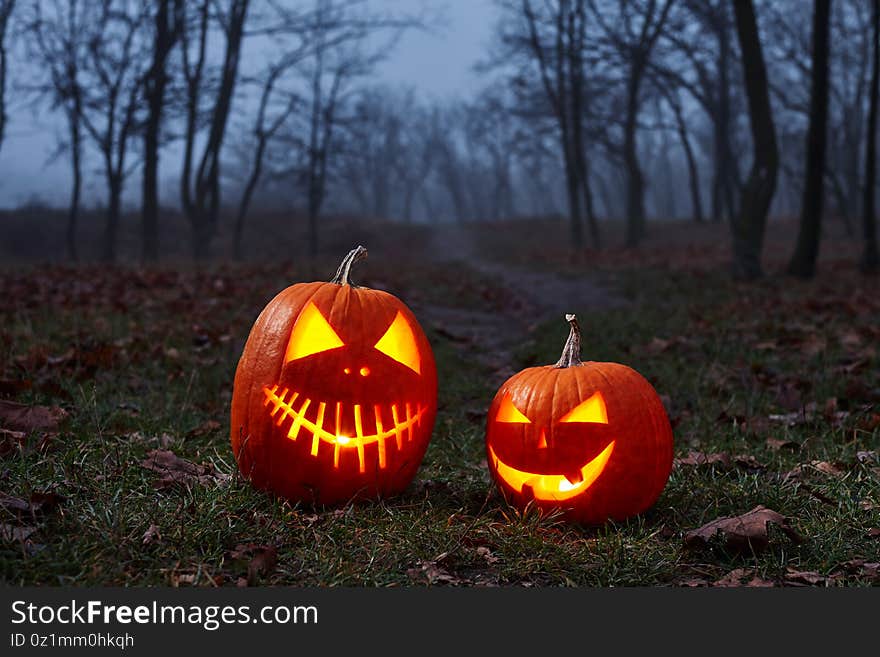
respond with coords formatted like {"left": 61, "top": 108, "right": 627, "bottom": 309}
{"left": 285, "top": 302, "right": 344, "bottom": 362}
{"left": 374, "top": 311, "right": 421, "bottom": 374}
{"left": 559, "top": 392, "right": 608, "bottom": 424}
{"left": 495, "top": 394, "right": 531, "bottom": 423}
{"left": 359, "top": 366, "right": 370, "bottom": 377}
{"left": 261, "top": 387, "right": 426, "bottom": 470}
{"left": 344, "top": 367, "right": 351, "bottom": 374}
{"left": 489, "top": 441, "right": 616, "bottom": 501}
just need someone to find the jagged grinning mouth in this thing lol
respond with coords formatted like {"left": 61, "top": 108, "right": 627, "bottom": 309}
{"left": 488, "top": 441, "right": 616, "bottom": 502}
{"left": 263, "top": 385, "right": 426, "bottom": 474}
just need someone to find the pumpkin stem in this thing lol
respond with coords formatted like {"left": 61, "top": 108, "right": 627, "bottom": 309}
{"left": 554, "top": 314, "right": 583, "bottom": 368}
{"left": 330, "top": 245, "right": 368, "bottom": 286}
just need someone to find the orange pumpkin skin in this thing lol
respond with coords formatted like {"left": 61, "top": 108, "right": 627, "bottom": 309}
{"left": 485, "top": 316, "right": 672, "bottom": 525}
{"left": 230, "top": 247, "right": 437, "bottom": 505}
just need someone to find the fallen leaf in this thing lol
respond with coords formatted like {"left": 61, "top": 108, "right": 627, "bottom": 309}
{"left": 684, "top": 505, "right": 804, "bottom": 553}
{"left": 0, "top": 428, "right": 26, "bottom": 457}
{"left": 766, "top": 437, "right": 799, "bottom": 451}
{"left": 140, "top": 449, "right": 230, "bottom": 489}
{"left": 0, "top": 523, "right": 37, "bottom": 542}
{"left": 784, "top": 569, "right": 829, "bottom": 586}
{"left": 674, "top": 451, "right": 762, "bottom": 470}
{"left": 713, "top": 568, "right": 775, "bottom": 587}
{"left": 0, "top": 491, "right": 65, "bottom": 518}
{"left": 142, "top": 524, "right": 161, "bottom": 545}
{"left": 836, "top": 559, "right": 880, "bottom": 581}
{"left": 856, "top": 451, "right": 877, "bottom": 464}
{"left": 476, "top": 546, "right": 499, "bottom": 565}
{"left": 811, "top": 461, "right": 846, "bottom": 477}
{"left": 0, "top": 400, "right": 68, "bottom": 433}
{"left": 229, "top": 543, "right": 278, "bottom": 586}
{"left": 187, "top": 419, "right": 221, "bottom": 438}
{"left": 407, "top": 560, "right": 462, "bottom": 585}
{"left": 867, "top": 528, "right": 880, "bottom": 539}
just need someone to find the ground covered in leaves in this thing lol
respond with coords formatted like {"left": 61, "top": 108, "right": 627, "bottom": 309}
{"left": 1, "top": 221, "right": 878, "bottom": 587}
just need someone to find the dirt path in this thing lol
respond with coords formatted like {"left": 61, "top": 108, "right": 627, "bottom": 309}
{"left": 414, "top": 226, "right": 625, "bottom": 381}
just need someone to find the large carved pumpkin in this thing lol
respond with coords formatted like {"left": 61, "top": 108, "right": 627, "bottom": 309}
{"left": 485, "top": 314, "right": 673, "bottom": 524}
{"left": 230, "top": 246, "right": 438, "bottom": 505}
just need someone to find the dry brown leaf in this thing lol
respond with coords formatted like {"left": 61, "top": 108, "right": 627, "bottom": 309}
{"left": 766, "top": 437, "right": 799, "bottom": 451}
{"left": 674, "top": 451, "right": 762, "bottom": 470}
{"left": 229, "top": 543, "right": 278, "bottom": 586}
{"left": 866, "top": 528, "right": 880, "bottom": 539}
{"left": 784, "top": 569, "right": 829, "bottom": 586}
{"left": 713, "top": 568, "right": 775, "bottom": 587}
{"left": 476, "top": 546, "right": 499, "bottom": 565}
{"left": 0, "top": 523, "right": 37, "bottom": 542}
{"left": 0, "top": 427, "right": 26, "bottom": 457}
{"left": 0, "top": 491, "right": 64, "bottom": 518}
{"left": 811, "top": 461, "right": 846, "bottom": 477}
{"left": 140, "top": 449, "right": 230, "bottom": 489}
{"left": 836, "top": 559, "right": 880, "bottom": 580}
{"left": 407, "top": 560, "right": 462, "bottom": 585}
{"left": 142, "top": 524, "right": 161, "bottom": 545}
{"left": 0, "top": 400, "right": 68, "bottom": 433}
{"left": 684, "top": 505, "right": 804, "bottom": 553}
{"left": 187, "top": 419, "right": 221, "bottom": 438}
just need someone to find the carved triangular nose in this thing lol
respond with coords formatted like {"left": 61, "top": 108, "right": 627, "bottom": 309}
{"left": 537, "top": 428, "right": 548, "bottom": 449}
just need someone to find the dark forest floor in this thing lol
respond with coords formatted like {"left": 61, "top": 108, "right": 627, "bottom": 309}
{"left": 1, "top": 218, "right": 878, "bottom": 586}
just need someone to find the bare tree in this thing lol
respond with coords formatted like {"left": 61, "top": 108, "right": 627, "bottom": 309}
{"left": 179, "top": 0, "right": 249, "bottom": 260}
{"left": 655, "top": 0, "right": 742, "bottom": 223}
{"left": 233, "top": 59, "right": 297, "bottom": 259}
{"left": 78, "top": 0, "right": 149, "bottom": 263}
{"left": 0, "top": 0, "right": 14, "bottom": 154}
{"left": 141, "top": 0, "right": 181, "bottom": 262}
{"left": 788, "top": 0, "right": 832, "bottom": 279}
{"left": 23, "top": 0, "right": 91, "bottom": 261}
{"left": 590, "top": 0, "right": 674, "bottom": 246}
{"left": 863, "top": 0, "right": 879, "bottom": 272}
{"left": 499, "top": 0, "right": 599, "bottom": 248}
{"left": 731, "top": 0, "right": 779, "bottom": 280}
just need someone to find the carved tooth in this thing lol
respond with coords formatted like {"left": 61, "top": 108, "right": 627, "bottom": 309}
{"left": 374, "top": 405, "right": 387, "bottom": 469}
{"left": 391, "top": 404, "right": 403, "bottom": 450}
{"left": 264, "top": 385, "right": 279, "bottom": 406}
{"left": 405, "top": 403, "right": 413, "bottom": 442}
{"left": 353, "top": 404, "right": 366, "bottom": 474}
{"left": 287, "top": 397, "right": 310, "bottom": 440}
{"left": 276, "top": 391, "right": 298, "bottom": 425}
{"left": 312, "top": 402, "right": 326, "bottom": 457}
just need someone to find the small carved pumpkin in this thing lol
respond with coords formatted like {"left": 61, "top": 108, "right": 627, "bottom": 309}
{"left": 485, "top": 314, "right": 673, "bottom": 524}
{"left": 230, "top": 246, "right": 438, "bottom": 505}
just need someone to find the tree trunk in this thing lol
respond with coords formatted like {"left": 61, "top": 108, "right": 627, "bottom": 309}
{"left": 671, "top": 99, "right": 704, "bottom": 223}
{"left": 788, "top": 0, "right": 832, "bottom": 279}
{"left": 0, "top": 0, "right": 11, "bottom": 154}
{"left": 102, "top": 177, "right": 122, "bottom": 263}
{"left": 65, "top": 112, "right": 81, "bottom": 261}
{"left": 731, "top": 0, "right": 779, "bottom": 280}
{"left": 624, "top": 63, "right": 646, "bottom": 247}
{"left": 562, "top": 139, "right": 584, "bottom": 249}
{"left": 863, "top": 0, "right": 880, "bottom": 272}
{"left": 141, "top": 0, "right": 176, "bottom": 263}
{"left": 233, "top": 137, "right": 265, "bottom": 260}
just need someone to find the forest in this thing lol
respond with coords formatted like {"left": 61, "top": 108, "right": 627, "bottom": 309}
{"left": 0, "top": 0, "right": 878, "bottom": 589}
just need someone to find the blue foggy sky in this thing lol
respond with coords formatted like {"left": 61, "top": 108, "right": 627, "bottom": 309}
{"left": 0, "top": 1, "right": 498, "bottom": 207}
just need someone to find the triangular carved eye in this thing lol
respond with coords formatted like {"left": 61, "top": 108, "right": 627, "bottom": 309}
{"left": 495, "top": 394, "right": 531, "bottom": 423}
{"left": 285, "top": 302, "right": 344, "bottom": 362}
{"left": 374, "top": 311, "right": 421, "bottom": 374}
{"left": 559, "top": 392, "right": 608, "bottom": 424}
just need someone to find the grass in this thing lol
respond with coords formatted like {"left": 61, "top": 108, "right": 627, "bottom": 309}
{"left": 1, "top": 244, "right": 878, "bottom": 587}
